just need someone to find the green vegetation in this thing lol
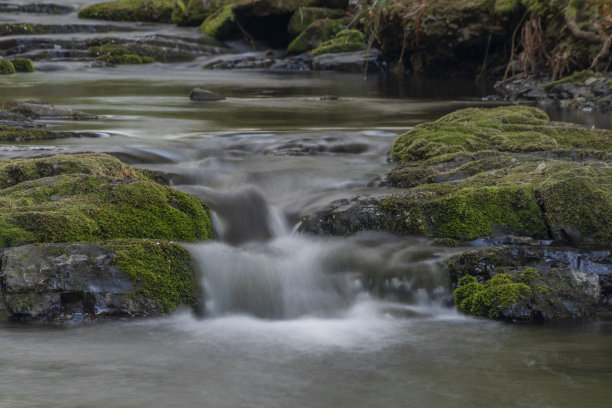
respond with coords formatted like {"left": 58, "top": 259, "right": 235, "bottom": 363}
{"left": 78, "top": 0, "right": 175, "bottom": 23}
{"left": 0, "top": 23, "right": 35, "bottom": 36}
{"left": 287, "top": 18, "right": 345, "bottom": 54}
{"left": 311, "top": 29, "right": 365, "bottom": 55}
{"left": 380, "top": 106, "right": 612, "bottom": 243}
{"left": 454, "top": 274, "right": 531, "bottom": 318}
{"left": 287, "top": 7, "right": 345, "bottom": 37}
{"left": 0, "top": 126, "right": 71, "bottom": 141}
{"left": 11, "top": 58, "right": 35, "bottom": 73}
{"left": 0, "top": 59, "right": 15, "bottom": 75}
{"left": 108, "top": 240, "right": 200, "bottom": 312}
{"left": 0, "top": 154, "right": 213, "bottom": 247}
{"left": 199, "top": 4, "right": 235, "bottom": 37}
{"left": 88, "top": 43, "right": 157, "bottom": 64}
{"left": 172, "top": 0, "right": 217, "bottom": 26}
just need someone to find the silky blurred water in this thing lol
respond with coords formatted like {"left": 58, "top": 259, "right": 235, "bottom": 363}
{"left": 1, "top": 4, "right": 611, "bottom": 407}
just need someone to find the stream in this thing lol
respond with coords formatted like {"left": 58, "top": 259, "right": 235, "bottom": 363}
{"left": 1, "top": 2, "right": 612, "bottom": 407}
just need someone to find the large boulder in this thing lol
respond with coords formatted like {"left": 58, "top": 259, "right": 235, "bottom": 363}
{"left": 301, "top": 106, "right": 612, "bottom": 245}
{"left": 0, "top": 153, "right": 213, "bottom": 246}
{"left": 0, "top": 241, "right": 200, "bottom": 322}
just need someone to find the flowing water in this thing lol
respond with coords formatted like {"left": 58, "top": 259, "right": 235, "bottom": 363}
{"left": 1, "top": 3, "right": 612, "bottom": 407}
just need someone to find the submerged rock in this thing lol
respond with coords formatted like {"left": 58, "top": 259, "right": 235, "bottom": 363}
{"left": 1, "top": 99, "right": 97, "bottom": 120}
{"left": 0, "top": 241, "right": 200, "bottom": 322}
{"left": 189, "top": 87, "right": 225, "bottom": 101}
{"left": 448, "top": 246, "right": 611, "bottom": 321}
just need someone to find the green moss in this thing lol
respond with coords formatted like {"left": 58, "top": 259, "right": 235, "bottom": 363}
{"left": 88, "top": 44, "right": 157, "bottom": 64}
{"left": 199, "top": 4, "right": 235, "bottom": 38}
{"left": 107, "top": 240, "right": 199, "bottom": 312}
{"left": 0, "top": 23, "right": 35, "bottom": 36}
{"left": 391, "top": 106, "right": 611, "bottom": 162}
{"left": 172, "top": 0, "right": 220, "bottom": 26}
{"left": 0, "top": 154, "right": 213, "bottom": 247}
{"left": 0, "top": 126, "right": 72, "bottom": 142}
{"left": 287, "top": 17, "right": 345, "bottom": 54}
{"left": 379, "top": 106, "right": 612, "bottom": 244}
{"left": 454, "top": 273, "right": 531, "bottom": 318}
{"left": 287, "top": 7, "right": 345, "bottom": 37}
{"left": 0, "top": 59, "right": 15, "bottom": 75}
{"left": 542, "top": 69, "right": 596, "bottom": 89}
{"left": 78, "top": 0, "right": 175, "bottom": 23}
{"left": 311, "top": 29, "right": 365, "bottom": 55}
{"left": 494, "top": 0, "right": 523, "bottom": 14}
{"left": 10, "top": 58, "right": 35, "bottom": 72}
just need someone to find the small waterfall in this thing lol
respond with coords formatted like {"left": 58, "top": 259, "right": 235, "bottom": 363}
{"left": 187, "top": 233, "right": 455, "bottom": 320}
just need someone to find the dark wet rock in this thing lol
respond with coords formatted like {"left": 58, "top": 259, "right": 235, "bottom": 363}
{"left": 269, "top": 53, "right": 312, "bottom": 70}
{"left": 0, "top": 241, "right": 200, "bottom": 323}
{"left": 0, "top": 109, "right": 33, "bottom": 127}
{"left": 1, "top": 98, "right": 97, "bottom": 120}
{"left": 312, "top": 48, "right": 386, "bottom": 73}
{"left": 448, "top": 246, "right": 612, "bottom": 321}
{"left": 189, "top": 87, "right": 225, "bottom": 101}
{"left": 0, "top": 2, "right": 74, "bottom": 14}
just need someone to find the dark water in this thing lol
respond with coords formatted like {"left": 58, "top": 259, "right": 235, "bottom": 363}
{"left": 1, "top": 2, "right": 611, "bottom": 407}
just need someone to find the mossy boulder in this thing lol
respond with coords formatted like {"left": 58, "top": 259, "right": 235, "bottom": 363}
{"left": 311, "top": 29, "right": 365, "bottom": 55}
{"left": 0, "top": 240, "right": 200, "bottom": 322}
{"left": 172, "top": 0, "right": 218, "bottom": 26}
{"left": 302, "top": 106, "right": 612, "bottom": 245}
{"left": 199, "top": 4, "right": 237, "bottom": 38}
{"left": 0, "top": 125, "right": 82, "bottom": 141}
{"left": 10, "top": 58, "right": 35, "bottom": 72}
{"left": 448, "top": 246, "right": 609, "bottom": 321}
{"left": 287, "top": 17, "right": 345, "bottom": 54}
{"left": 78, "top": 0, "right": 175, "bottom": 23}
{"left": 0, "top": 153, "right": 213, "bottom": 247}
{"left": 0, "top": 59, "right": 15, "bottom": 75}
{"left": 287, "top": 7, "right": 345, "bottom": 38}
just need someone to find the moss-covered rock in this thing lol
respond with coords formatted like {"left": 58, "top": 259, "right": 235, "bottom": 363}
{"left": 87, "top": 40, "right": 193, "bottom": 63}
{"left": 2, "top": 99, "right": 97, "bottom": 120}
{"left": 0, "top": 125, "right": 75, "bottom": 141}
{"left": 448, "top": 246, "right": 608, "bottom": 321}
{"left": 10, "top": 58, "right": 35, "bottom": 72}
{"left": 0, "top": 240, "right": 201, "bottom": 322}
{"left": 0, "top": 59, "right": 15, "bottom": 75}
{"left": 0, "top": 153, "right": 213, "bottom": 247}
{"left": 287, "top": 7, "right": 345, "bottom": 38}
{"left": 199, "top": 4, "right": 237, "bottom": 38}
{"left": 310, "top": 29, "right": 365, "bottom": 55}
{"left": 78, "top": 0, "right": 175, "bottom": 23}
{"left": 287, "top": 17, "right": 345, "bottom": 54}
{"left": 172, "top": 0, "right": 218, "bottom": 26}
{"left": 302, "top": 106, "right": 612, "bottom": 245}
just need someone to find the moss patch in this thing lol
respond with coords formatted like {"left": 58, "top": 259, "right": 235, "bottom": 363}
{"left": 11, "top": 58, "right": 36, "bottom": 73}
{"left": 107, "top": 239, "right": 200, "bottom": 312}
{"left": 0, "top": 59, "right": 15, "bottom": 75}
{"left": 311, "top": 29, "right": 365, "bottom": 55}
{"left": 454, "top": 273, "right": 531, "bottom": 318}
{"left": 0, "top": 154, "right": 213, "bottom": 247}
{"left": 199, "top": 4, "right": 236, "bottom": 38}
{"left": 78, "top": 0, "right": 175, "bottom": 23}
{"left": 0, "top": 23, "right": 35, "bottom": 36}
{"left": 287, "top": 17, "right": 345, "bottom": 54}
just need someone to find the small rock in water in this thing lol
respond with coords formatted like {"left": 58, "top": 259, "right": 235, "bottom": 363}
{"left": 189, "top": 88, "right": 225, "bottom": 101}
